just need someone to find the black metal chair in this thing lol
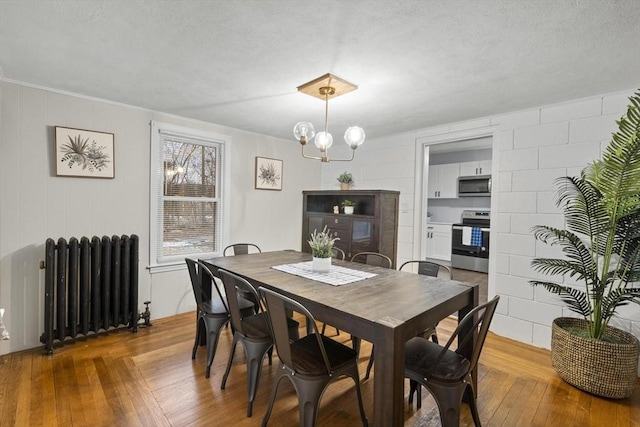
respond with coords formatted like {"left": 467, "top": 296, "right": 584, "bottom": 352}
{"left": 399, "top": 260, "right": 453, "bottom": 344}
{"left": 363, "top": 259, "right": 452, "bottom": 380}
{"left": 350, "top": 251, "right": 392, "bottom": 268}
{"left": 222, "top": 243, "right": 262, "bottom": 307}
{"left": 331, "top": 247, "right": 346, "bottom": 260}
{"left": 185, "top": 258, "right": 255, "bottom": 378}
{"left": 218, "top": 269, "right": 299, "bottom": 417}
{"left": 400, "top": 260, "right": 452, "bottom": 279}
{"left": 320, "top": 247, "right": 347, "bottom": 336}
{"left": 351, "top": 252, "right": 392, "bottom": 380}
{"left": 405, "top": 296, "right": 500, "bottom": 427}
{"left": 259, "top": 287, "right": 368, "bottom": 427}
{"left": 223, "top": 243, "right": 262, "bottom": 256}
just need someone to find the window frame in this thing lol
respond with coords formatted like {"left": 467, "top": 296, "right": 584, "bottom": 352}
{"left": 149, "top": 121, "right": 231, "bottom": 273}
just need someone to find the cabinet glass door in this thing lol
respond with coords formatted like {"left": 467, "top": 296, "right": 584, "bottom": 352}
{"left": 350, "top": 219, "right": 374, "bottom": 254}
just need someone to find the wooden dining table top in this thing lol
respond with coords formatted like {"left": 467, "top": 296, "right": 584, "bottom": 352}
{"left": 202, "top": 250, "right": 476, "bottom": 341}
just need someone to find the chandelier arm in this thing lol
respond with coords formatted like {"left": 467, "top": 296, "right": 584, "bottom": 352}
{"left": 301, "top": 145, "right": 323, "bottom": 161}
{"left": 323, "top": 149, "right": 356, "bottom": 162}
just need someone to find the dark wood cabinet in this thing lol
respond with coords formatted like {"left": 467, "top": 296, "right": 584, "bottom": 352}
{"left": 302, "top": 190, "right": 400, "bottom": 267}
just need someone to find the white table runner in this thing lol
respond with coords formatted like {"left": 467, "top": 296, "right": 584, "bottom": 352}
{"left": 271, "top": 261, "right": 377, "bottom": 286}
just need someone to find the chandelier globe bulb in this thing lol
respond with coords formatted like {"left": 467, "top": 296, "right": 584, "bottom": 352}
{"left": 344, "top": 126, "right": 366, "bottom": 149}
{"left": 314, "top": 131, "right": 333, "bottom": 151}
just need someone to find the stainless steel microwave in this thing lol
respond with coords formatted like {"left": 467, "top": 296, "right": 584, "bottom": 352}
{"left": 458, "top": 175, "right": 491, "bottom": 197}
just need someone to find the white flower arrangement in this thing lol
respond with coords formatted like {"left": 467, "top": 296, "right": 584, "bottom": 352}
{"left": 308, "top": 226, "right": 339, "bottom": 258}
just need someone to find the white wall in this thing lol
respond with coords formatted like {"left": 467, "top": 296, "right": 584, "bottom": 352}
{"left": 320, "top": 133, "right": 419, "bottom": 268}
{"left": 321, "top": 89, "right": 640, "bottom": 355}
{"left": 3, "top": 80, "right": 638, "bottom": 359}
{"left": 0, "top": 81, "right": 320, "bottom": 354}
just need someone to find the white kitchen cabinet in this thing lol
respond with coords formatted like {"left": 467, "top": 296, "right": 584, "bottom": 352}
{"left": 427, "top": 164, "right": 459, "bottom": 198}
{"left": 459, "top": 160, "right": 492, "bottom": 176}
{"left": 425, "top": 223, "right": 452, "bottom": 261}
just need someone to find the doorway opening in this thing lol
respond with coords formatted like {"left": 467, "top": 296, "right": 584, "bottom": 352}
{"left": 414, "top": 128, "right": 497, "bottom": 301}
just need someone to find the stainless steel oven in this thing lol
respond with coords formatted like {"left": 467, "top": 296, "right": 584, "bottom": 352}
{"left": 451, "top": 210, "right": 490, "bottom": 273}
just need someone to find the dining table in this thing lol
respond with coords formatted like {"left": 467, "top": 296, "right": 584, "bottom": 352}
{"left": 201, "top": 250, "right": 478, "bottom": 426}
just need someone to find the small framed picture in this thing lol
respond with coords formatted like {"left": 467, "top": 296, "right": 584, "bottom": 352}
{"left": 255, "top": 156, "right": 283, "bottom": 190}
{"left": 55, "top": 126, "right": 115, "bottom": 178}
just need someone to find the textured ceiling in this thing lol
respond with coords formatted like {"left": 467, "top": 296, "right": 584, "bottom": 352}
{"left": 1, "top": 0, "right": 639, "bottom": 142}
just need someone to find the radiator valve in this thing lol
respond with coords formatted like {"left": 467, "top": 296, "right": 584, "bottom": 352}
{"left": 138, "top": 301, "right": 152, "bottom": 328}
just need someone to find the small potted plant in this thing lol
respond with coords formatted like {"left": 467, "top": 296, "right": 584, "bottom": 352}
{"left": 308, "top": 226, "right": 339, "bottom": 272}
{"left": 341, "top": 199, "right": 356, "bottom": 214}
{"left": 337, "top": 171, "right": 354, "bottom": 190}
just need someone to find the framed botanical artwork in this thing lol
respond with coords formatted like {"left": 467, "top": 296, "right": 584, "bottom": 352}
{"left": 55, "top": 126, "right": 115, "bottom": 178}
{"left": 255, "top": 156, "right": 283, "bottom": 190}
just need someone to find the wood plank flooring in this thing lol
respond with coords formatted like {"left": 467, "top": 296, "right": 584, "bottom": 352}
{"left": 450, "top": 268, "right": 488, "bottom": 304}
{"left": 1, "top": 312, "right": 638, "bottom": 426}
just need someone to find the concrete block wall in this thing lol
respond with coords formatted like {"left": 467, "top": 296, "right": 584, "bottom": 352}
{"left": 492, "top": 89, "right": 637, "bottom": 349}
{"left": 321, "top": 88, "right": 640, "bottom": 357}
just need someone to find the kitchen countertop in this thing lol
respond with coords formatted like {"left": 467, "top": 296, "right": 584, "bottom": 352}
{"left": 426, "top": 221, "right": 453, "bottom": 225}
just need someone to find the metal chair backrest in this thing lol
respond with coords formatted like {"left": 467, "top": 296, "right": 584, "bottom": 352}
{"left": 331, "top": 247, "right": 346, "bottom": 260}
{"left": 431, "top": 296, "right": 500, "bottom": 375}
{"left": 260, "top": 287, "right": 333, "bottom": 376}
{"left": 218, "top": 269, "right": 262, "bottom": 337}
{"left": 185, "top": 258, "right": 229, "bottom": 314}
{"left": 351, "top": 251, "right": 392, "bottom": 269}
{"left": 399, "top": 260, "right": 452, "bottom": 279}
{"left": 223, "top": 243, "right": 261, "bottom": 256}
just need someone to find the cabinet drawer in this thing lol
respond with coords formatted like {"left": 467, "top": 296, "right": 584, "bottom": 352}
{"left": 325, "top": 215, "right": 350, "bottom": 230}
{"left": 331, "top": 228, "right": 350, "bottom": 240}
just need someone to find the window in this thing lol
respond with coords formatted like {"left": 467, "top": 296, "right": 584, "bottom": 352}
{"left": 150, "top": 122, "right": 230, "bottom": 271}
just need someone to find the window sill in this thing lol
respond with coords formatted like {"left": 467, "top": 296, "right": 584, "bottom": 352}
{"left": 147, "top": 262, "right": 187, "bottom": 274}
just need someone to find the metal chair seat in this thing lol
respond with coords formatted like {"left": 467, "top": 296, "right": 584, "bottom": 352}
{"left": 239, "top": 312, "right": 272, "bottom": 339}
{"left": 202, "top": 294, "right": 254, "bottom": 315}
{"left": 405, "top": 296, "right": 500, "bottom": 427}
{"left": 405, "top": 338, "right": 471, "bottom": 381}
{"left": 291, "top": 334, "right": 359, "bottom": 376}
{"left": 241, "top": 311, "right": 300, "bottom": 340}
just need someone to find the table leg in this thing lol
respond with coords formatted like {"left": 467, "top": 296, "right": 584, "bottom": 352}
{"left": 372, "top": 325, "right": 404, "bottom": 426}
{"left": 459, "top": 285, "right": 479, "bottom": 398}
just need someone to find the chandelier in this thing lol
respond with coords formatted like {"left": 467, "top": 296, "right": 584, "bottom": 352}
{"left": 293, "top": 73, "right": 365, "bottom": 162}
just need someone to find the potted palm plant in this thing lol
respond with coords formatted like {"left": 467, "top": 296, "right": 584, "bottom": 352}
{"left": 530, "top": 91, "right": 640, "bottom": 399}
{"left": 308, "top": 226, "right": 339, "bottom": 272}
{"left": 337, "top": 171, "right": 354, "bottom": 190}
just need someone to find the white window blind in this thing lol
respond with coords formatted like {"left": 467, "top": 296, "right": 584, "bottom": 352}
{"left": 150, "top": 122, "right": 230, "bottom": 271}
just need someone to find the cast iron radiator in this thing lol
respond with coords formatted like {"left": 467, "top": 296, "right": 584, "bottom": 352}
{"left": 40, "top": 234, "right": 139, "bottom": 354}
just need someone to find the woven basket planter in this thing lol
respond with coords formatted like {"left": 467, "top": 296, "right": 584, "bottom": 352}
{"left": 551, "top": 317, "right": 640, "bottom": 399}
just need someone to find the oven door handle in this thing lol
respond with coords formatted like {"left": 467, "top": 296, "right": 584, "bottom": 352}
{"left": 452, "top": 225, "right": 490, "bottom": 232}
